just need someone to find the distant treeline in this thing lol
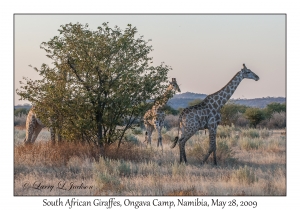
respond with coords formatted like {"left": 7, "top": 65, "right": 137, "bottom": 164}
{"left": 168, "top": 92, "right": 285, "bottom": 109}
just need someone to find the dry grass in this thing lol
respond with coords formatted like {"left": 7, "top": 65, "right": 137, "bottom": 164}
{"left": 14, "top": 125, "right": 286, "bottom": 196}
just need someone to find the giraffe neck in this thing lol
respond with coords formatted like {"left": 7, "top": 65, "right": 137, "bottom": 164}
{"left": 209, "top": 71, "right": 243, "bottom": 110}
{"left": 153, "top": 85, "right": 174, "bottom": 109}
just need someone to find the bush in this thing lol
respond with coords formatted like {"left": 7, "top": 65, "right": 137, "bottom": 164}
{"left": 267, "top": 112, "right": 286, "bottom": 129}
{"left": 242, "top": 129, "right": 260, "bottom": 138}
{"left": 217, "top": 125, "right": 232, "bottom": 138}
{"left": 216, "top": 139, "right": 235, "bottom": 163}
{"left": 233, "top": 166, "right": 258, "bottom": 185}
{"left": 257, "top": 112, "right": 286, "bottom": 129}
{"left": 124, "top": 133, "right": 139, "bottom": 145}
{"left": 259, "top": 129, "right": 270, "bottom": 138}
{"left": 14, "top": 108, "right": 29, "bottom": 116}
{"left": 239, "top": 137, "right": 263, "bottom": 150}
{"left": 235, "top": 112, "right": 250, "bottom": 127}
{"left": 245, "top": 108, "right": 265, "bottom": 128}
{"left": 220, "top": 103, "right": 248, "bottom": 126}
{"left": 118, "top": 160, "right": 132, "bottom": 177}
{"left": 14, "top": 114, "right": 27, "bottom": 126}
{"left": 264, "top": 103, "right": 286, "bottom": 119}
{"left": 172, "top": 162, "right": 187, "bottom": 176}
{"left": 164, "top": 115, "right": 179, "bottom": 129}
{"left": 131, "top": 127, "right": 143, "bottom": 135}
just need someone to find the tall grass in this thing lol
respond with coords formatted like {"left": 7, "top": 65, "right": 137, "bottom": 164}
{"left": 14, "top": 125, "right": 286, "bottom": 196}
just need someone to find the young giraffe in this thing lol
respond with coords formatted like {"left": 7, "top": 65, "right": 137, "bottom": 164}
{"left": 24, "top": 107, "right": 61, "bottom": 145}
{"left": 171, "top": 64, "right": 259, "bottom": 165}
{"left": 144, "top": 78, "right": 181, "bottom": 147}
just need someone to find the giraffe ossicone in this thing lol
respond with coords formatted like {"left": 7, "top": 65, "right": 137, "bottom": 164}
{"left": 171, "top": 64, "right": 259, "bottom": 165}
{"left": 143, "top": 78, "right": 181, "bottom": 148}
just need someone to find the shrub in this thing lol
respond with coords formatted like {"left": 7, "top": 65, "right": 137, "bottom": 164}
{"left": 124, "top": 132, "right": 139, "bottom": 145}
{"left": 14, "top": 108, "right": 29, "bottom": 116}
{"left": 259, "top": 129, "right": 270, "bottom": 139}
{"left": 95, "top": 171, "right": 121, "bottom": 191}
{"left": 244, "top": 108, "right": 265, "bottom": 128}
{"left": 131, "top": 127, "right": 143, "bottom": 135}
{"left": 118, "top": 160, "right": 132, "bottom": 177}
{"left": 267, "top": 112, "right": 286, "bottom": 129}
{"left": 14, "top": 114, "right": 27, "bottom": 126}
{"left": 164, "top": 115, "right": 179, "bottom": 129}
{"left": 235, "top": 112, "right": 250, "bottom": 127}
{"left": 242, "top": 128, "right": 260, "bottom": 138}
{"left": 171, "top": 162, "right": 186, "bottom": 176}
{"left": 217, "top": 125, "right": 232, "bottom": 138}
{"left": 233, "top": 166, "right": 258, "bottom": 185}
{"left": 264, "top": 103, "right": 286, "bottom": 119}
{"left": 239, "top": 137, "right": 263, "bottom": 150}
{"left": 220, "top": 103, "right": 248, "bottom": 126}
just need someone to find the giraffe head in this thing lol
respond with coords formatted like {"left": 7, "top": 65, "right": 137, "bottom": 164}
{"left": 241, "top": 64, "right": 259, "bottom": 81}
{"left": 169, "top": 78, "right": 181, "bottom": 93}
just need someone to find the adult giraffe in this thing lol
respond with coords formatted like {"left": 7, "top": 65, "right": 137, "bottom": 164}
{"left": 171, "top": 64, "right": 259, "bottom": 165}
{"left": 144, "top": 78, "right": 181, "bottom": 147}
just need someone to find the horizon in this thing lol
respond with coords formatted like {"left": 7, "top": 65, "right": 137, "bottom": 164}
{"left": 14, "top": 91, "right": 286, "bottom": 107}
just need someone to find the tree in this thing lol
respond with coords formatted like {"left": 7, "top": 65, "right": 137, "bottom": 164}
{"left": 220, "top": 103, "right": 248, "bottom": 126}
{"left": 188, "top": 99, "right": 202, "bottom": 106}
{"left": 264, "top": 102, "right": 286, "bottom": 119}
{"left": 163, "top": 104, "right": 179, "bottom": 115}
{"left": 244, "top": 108, "right": 265, "bottom": 128}
{"left": 17, "top": 22, "right": 171, "bottom": 149}
{"left": 14, "top": 108, "right": 29, "bottom": 116}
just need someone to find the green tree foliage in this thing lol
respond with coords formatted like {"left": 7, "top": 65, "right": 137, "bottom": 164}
{"left": 244, "top": 108, "right": 265, "bottom": 128}
{"left": 14, "top": 108, "right": 29, "bottom": 116}
{"left": 220, "top": 103, "right": 248, "bottom": 126}
{"left": 264, "top": 102, "right": 286, "bottom": 119}
{"left": 163, "top": 104, "right": 179, "bottom": 115}
{"left": 17, "top": 22, "right": 171, "bottom": 148}
{"left": 188, "top": 99, "right": 202, "bottom": 107}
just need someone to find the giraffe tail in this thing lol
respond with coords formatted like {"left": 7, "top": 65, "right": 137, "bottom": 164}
{"left": 170, "top": 136, "right": 179, "bottom": 149}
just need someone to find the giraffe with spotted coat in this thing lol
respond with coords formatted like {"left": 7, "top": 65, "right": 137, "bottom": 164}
{"left": 144, "top": 78, "right": 181, "bottom": 147}
{"left": 171, "top": 64, "right": 259, "bottom": 165}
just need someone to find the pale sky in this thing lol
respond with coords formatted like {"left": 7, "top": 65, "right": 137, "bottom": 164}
{"left": 14, "top": 14, "right": 285, "bottom": 105}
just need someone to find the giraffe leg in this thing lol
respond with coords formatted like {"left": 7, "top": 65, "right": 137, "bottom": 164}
{"left": 31, "top": 123, "right": 43, "bottom": 143}
{"left": 144, "top": 131, "right": 148, "bottom": 143}
{"left": 145, "top": 125, "right": 154, "bottom": 146}
{"left": 178, "top": 134, "right": 193, "bottom": 163}
{"left": 213, "top": 147, "right": 217, "bottom": 165}
{"left": 202, "top": 128, "right": 217, "bottom": 165}
{"left": 50, "top": 127, "right": 56, "bottom": 145}
{"left": 57, "top": 132, "right": 62, "bottom": 143}
{"left": 179, "top": 139, "right": 186, "bottom": 163}
{"left": 157, "top": 126, "right": 162, "bottom": 147}
{"left": 24, "top": 115, "right": 36, "bottom": 145}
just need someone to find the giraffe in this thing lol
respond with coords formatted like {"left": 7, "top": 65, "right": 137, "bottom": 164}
{"left": 23, "top": 106, "right": 62, "bottom": 145}
{"left": 144, "top": 78, "right": 181, "bottom": 147}
{"left": 171, "top": 64, "right": 259, "bottom": 165}
{"left": 23, "top": 65, "right": 68, "bottom": 145}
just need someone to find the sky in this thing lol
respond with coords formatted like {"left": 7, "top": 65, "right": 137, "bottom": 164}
{"left": 14, "top": 14, "right": 286, "bottom": 105}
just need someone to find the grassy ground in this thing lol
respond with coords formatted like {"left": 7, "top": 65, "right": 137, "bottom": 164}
{"left": 14, "top": 126, "right": 286, "bottom": 196}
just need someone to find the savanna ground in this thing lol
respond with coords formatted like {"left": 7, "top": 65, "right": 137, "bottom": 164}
{"left": 14, "top": 122, "right": 286, "bottom": 196}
